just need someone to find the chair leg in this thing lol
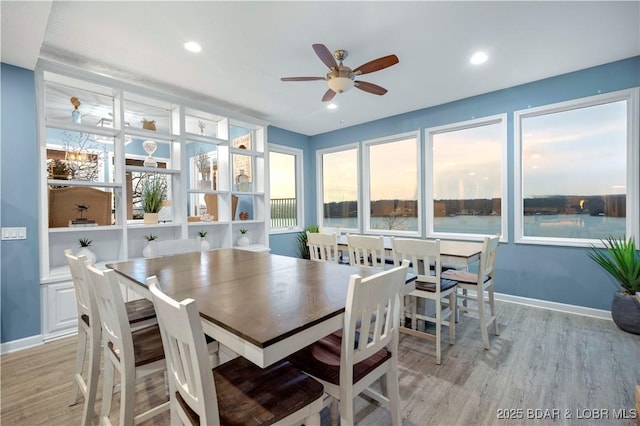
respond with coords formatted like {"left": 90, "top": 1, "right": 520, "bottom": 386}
{"left": 435, "top": 300, "right": 442, "bottom": 365}
{"left": 386, "top": 359, "right": 402, "bottom": 426}
{"left": 100, "top": 353, "right": 115, "bottom": 424}
{"left": 410, "top": 296, "right": 417, "bottom": 331}
{"left": 120, "top": 366, "right": 136, "bottom": 426}
{"left": 329, "top": 398, "right": 339, "bottom": 426}
{"left": 70, "top": 326, "right": 87, "bottom": 406}
{"left": 449, "top": 291, "right": 456, "bottom": 345}
{"left": 80, "top": 331, "right": 101, "bottom": 426}
{"left": 304, "top": 412, "right": 322, "bottom": 426}
{"left": 477, "top": 289, "right": 490, "bottom": 350}
{"left": 488, "top": 283, "right": 500, "bottom": 336}
{"left": 339, "top": 389, "right": 356, "bottom": 426}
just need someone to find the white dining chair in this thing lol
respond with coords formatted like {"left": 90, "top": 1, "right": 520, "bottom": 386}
{"left": 148, "top": 278, "right": 324, "bottom": 426}
{"left": 442, "top": 235, "right": 500, "bottom": 349}
{"left": 65, "top": 249, "right": 157, "bottom": 426}
{"left": 391, "top": 238, "right": 457, "bottom": 364}
{"left": 287, "top": 261, "right": 410, "bottom": 426}
{"left": 347, "top": 234, "right": 387, "bottom": 270}
{"left": 307, "top": 231, "right": 340, "bottom": 263}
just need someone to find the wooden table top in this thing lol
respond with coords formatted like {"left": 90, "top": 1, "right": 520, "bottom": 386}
{"left": 107, "top": 249, "right": 414, "bottom": 350}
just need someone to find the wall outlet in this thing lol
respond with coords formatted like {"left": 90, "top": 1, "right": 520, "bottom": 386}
{"left": 1, "top": 227, "right": 27, "bottom": 240}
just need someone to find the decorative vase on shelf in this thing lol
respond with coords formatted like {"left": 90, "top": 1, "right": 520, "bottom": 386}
{"left": 142, "top": 241, "right": 156, "bottom": 258}
{"left": 77, "top": 247, "right": 96, "bottom": 264}
{"left": 70, "top": 97, "right": 82, "bottom": 124}
{"left": 200, "top": 237, "right": 210, "bottom": 251}
{"left": 237, "top": 235, "right": 250, "bottom": 247}
{"left": 143, "top": 140, "right": 158, "bottom": 168}
{"left": 236, "top": 169, "right": 249, "bottom": 192}
{"left": 143, "top": 212, "right": 159, "bottom": 224}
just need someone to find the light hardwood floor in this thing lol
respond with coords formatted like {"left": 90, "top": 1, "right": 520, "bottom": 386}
{"left": 2, "top": 301, "right": 638, "bottom": 425}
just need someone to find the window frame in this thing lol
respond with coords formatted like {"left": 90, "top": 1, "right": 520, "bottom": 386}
{"left": 268, "top": 143, "right": 304, "bottom": 234}
{"left": 514, "top": 88, "right": 639, "bottom": 247}
{"left": 316, "top": 143, "right": 361, "bottom": 233}
{"left": 424, "top": 114, "right": 508, "bottom": 242}
{"left": 362, "top": 131, "right": 421, "bottom": 237}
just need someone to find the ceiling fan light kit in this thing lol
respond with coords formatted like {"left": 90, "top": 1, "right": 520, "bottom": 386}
{"left": 281, "top": 43, "right": 399, "bottom": 102}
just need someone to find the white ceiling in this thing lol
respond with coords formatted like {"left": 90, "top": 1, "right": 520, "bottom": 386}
{"left": 2, "top": 1, "right": 639, "bottom": 136}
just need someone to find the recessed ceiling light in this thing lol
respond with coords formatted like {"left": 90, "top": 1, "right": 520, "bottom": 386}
{"left": 327, "top": 103, "right": 338, "bottom": 110}
{"left": 184, "top": 41, "right": 202, "bottom": 53}
{"left": 470, "top": 52, "right": 488, "bottom": 65}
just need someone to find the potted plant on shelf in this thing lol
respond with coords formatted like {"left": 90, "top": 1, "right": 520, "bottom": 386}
{"left": 143, "top": 234, "right": 157, "bottom": 258}
{"left": 237, "top": 228, "right": 250, "bottom": 247}
{"left": 198, "top": 230, "right": 210, "bottom": 251}
{"left": 141, "top": 174, "right": 167, "bottom": 224}
{"left": 77, "top": 237, "right": 97, "bottom": 264}
{"left": 588, "top": 236, "right": 640, "bottom": 334}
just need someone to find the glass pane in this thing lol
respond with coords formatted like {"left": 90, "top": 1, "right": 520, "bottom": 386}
{"left": 368, "top": 138, "right": 418, "bottom": 232}
{"left": 46, "top": 129, "right": 115, "bottom": 183}
{"left": 186, "top": 142, "right": 219, "bottom": 190}
{"left": 521, "top": 101, "right": 627, "bottom": 239}
{"left": 270, "top": 151, "right": 297, "bottom": 228}
{"left": 322, "top": 148, "right": 358, "bottom": 229}
{"left": 45, "top": 81, "right": 114, "bottom": 127}
{"left": 432, "top": 122, "right": 502, "bottom": 235}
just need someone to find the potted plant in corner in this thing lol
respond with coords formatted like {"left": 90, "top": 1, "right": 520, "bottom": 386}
{"left": 588, "top": 236, "right": 640, "bottom": 334}
{"left": 296, "top": 224, "right": 319, "bottom": 259}
{"left": 77, "top": 237, "right": 97, "bottom": 264}
{"left": 141, "top": 174, "right": 167, "bottom": 224}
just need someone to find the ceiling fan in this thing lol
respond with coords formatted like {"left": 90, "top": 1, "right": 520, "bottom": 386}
{"left": 281, "top": 44, "right": 399, "bottom": 102}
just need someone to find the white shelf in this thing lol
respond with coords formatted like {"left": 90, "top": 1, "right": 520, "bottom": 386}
{"left": 125, "top": 165, "right": 181, "bottom": 174}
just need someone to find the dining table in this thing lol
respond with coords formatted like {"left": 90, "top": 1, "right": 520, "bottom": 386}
{"left": 107, "top": 248, "right": 416, "bottom": 368}
{"left": 336, "top": 235, "right": 483, "bottom": 268}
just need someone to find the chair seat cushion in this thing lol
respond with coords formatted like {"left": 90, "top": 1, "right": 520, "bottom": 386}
{"left": 287, "top": 331, "right": 391, "bottom": 386}
{"left": 125, "top": 298, "right": 156, "bottom": 324}
{"left": 415, "top": 278, "right": 457, "bottom": 292}
{"left": 441, "top": 269, "right": 477, "bottom": 284}
{"left": 192, "top": 357, "right": 323, "bottom": 426}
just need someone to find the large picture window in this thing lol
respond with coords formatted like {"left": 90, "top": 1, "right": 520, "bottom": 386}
{"left": 426, "top": 115, "right": 507, "bottom": 240}
{"left": 515, "top": 89, "right": 638, "bottom": 245}
{"left": 317, "top": 145, "right": 359, "bottom": 231}
{"left": 269, "top": 145, "right": 303, "bottom": 232}
{"left": 363, "top": 133, "right": 419, "bottom": 235}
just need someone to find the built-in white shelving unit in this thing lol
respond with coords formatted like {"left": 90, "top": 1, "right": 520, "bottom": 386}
{"left": 36, "top": 62, "right": 270, "bottom": 339}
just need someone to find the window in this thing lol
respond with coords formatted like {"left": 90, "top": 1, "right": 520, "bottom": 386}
{"left": 269, "top": 145, "right": 303, "bottom": 232}
{"left": 426, "top": 115, "right": 507, "bottom": 240}
{"left": 363, "top": 132, "right": 420, "bottom": 235}
{"left": 515, "top": 89, "right": 639, "bottom": 246}
{"left": 317, "top": 145, "right": 359, "bottom": 232}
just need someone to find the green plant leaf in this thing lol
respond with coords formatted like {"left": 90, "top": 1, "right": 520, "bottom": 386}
{"left": 588, "top": 236, "right": 640, "bottom": 295}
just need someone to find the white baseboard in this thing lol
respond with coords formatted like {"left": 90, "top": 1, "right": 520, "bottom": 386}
{"left": 495, "top": 292, "right": 612, "bottom": 321}
{"left": 1, "top": 334, "right": 43, "bottom": 355}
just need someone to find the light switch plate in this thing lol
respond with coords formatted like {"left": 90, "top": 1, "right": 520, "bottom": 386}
{"left": 1, "top": 227, "right": 27, "bottom": 240}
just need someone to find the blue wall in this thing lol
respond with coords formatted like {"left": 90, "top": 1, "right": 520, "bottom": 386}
{"left": 1, "top": 64, "right": 41, "bottom": 343}
{"left": 270, "top": 56, "right": 640, "bottom": 311}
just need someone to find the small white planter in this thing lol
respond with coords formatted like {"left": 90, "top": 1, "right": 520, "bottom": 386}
{"left": 77, "top": 247, "right": 97, "bottom": 264}
{"left": 200, "top": 237, "right": 210, "bottom": 251}
{"left": 237, "top": 235, "right": 250, "bottom": 247}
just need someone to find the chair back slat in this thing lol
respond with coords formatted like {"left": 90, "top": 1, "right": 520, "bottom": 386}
{"left": 148, "top": 277, "right": 220, "bottom": 425}
{"left": 65, "top": 249, "right": 99, "bottom": 325}
{"left": 343, "top": 261, "right": 409, "bottom": 368}
{"left": 86, "top": 266, "right": 133, "bottom": 368}
{"left": 478, "top": 235, "right": 500, "bottom": 283}
{"left": 307, "top": 232, "right": 340, "bottom": 263}
{"left": 391, "top": 238, "right": 441, "bottom": 290}
{"left": 347, "top": 234, "right": 386, "bottom": 270}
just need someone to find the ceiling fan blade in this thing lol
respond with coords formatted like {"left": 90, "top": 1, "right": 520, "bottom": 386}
{"left": 313, "top": 44, "right": 338, "bottom": 69}
{"left": 354, "top": 80, "right": 388, "bottom": 96}
{"left": 353, "top": 54, "right": 399, "bottom": 75}
{"left": 322, "top": 88, "right": 336, "bottom": 102}
{"left": 281, "top": 77, "right": 325, "bottom": 81}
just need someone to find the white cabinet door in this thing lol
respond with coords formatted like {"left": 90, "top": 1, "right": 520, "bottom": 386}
{"left": 41, "top": 281, "right": 78, "bottom": 340}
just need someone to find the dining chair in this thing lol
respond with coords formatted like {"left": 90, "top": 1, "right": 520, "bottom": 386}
{"left": 442, "top": 235, "right": 500, "bottom": 349}
{"left": 288, "top": 260, "right": 410, "bottom": 426}
{"left": 391, "top": 238, "right": 457, "bottom": 364}
{"left": 86, "top": 264, "right": 170, "bottom": 425}
{"left": 65, "top": 249, "right": 157, "bottom": 426}
{"left": 307, "top": 231, "right": 340, "bottom": 263}
{"left": 347, "top": 234, "right": 387, "bottom": 270}
{"left": 147, "top": 278, "right": 325, "bottom": 426}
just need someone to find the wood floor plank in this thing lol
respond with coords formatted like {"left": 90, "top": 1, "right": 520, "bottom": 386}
{"left": 1, "top": 301, "right": 638, "bottom": 425}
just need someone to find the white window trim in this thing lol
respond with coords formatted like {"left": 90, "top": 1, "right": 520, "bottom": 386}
{"left": 269, "top": 144, "right": 304, "bottom": 234}
{"left": 316, "top": 143, "right": 360, "bottom": 233}
{"left": 362, "top": 131, "right": 421, "bottom": 237}
{"left": 424, "top": 114, "right": 508, "bottom": 242}
{"left": 514, "top": 88, "right": 639, "bottom": 247}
